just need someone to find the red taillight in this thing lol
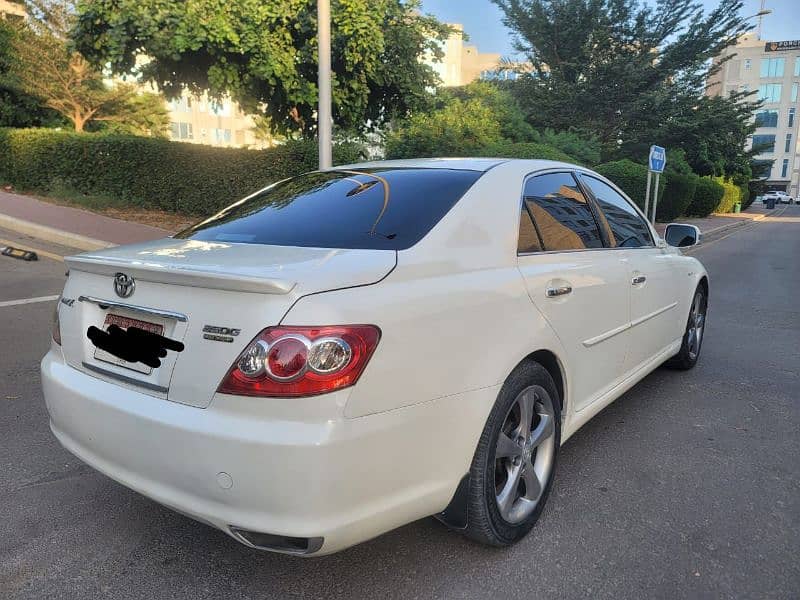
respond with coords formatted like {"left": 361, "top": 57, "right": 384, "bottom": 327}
{"left": 217, "top": 325, "right": 381, "bottom": 398}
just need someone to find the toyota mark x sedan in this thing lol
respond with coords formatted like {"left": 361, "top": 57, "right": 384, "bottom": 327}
{"left": 42, "top": 158, "right": 708, "bottom": 555}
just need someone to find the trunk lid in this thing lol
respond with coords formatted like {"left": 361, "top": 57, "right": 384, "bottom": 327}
{"left": 60, "top": 238, "right": 396, "bottom": 408}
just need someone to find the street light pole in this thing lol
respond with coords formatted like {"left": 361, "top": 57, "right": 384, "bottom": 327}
{"left": 317, "top": 0, "right": 332, "bottom": 170}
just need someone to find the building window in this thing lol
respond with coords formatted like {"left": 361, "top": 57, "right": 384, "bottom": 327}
{"left": 211, "top": 102, "right": 232, "bottom": 117}
{"left": 758, "top": 83, "right": 782, "bottom": 103}
{"left": 760, "top": 57, "right": 785, "bottom": 78}
{"left": 781, "top": 159, "right": 789, "bottom": 178}
{"left": 755, "top": 110, "right": 778, "bottom": 127}
{"left": 793, "top": 82, "right": 798, "bottom": 102}
{"left": 744, "top": 58, "right": 752, "bottom": 70}
{"left": 752, "top": 134, "right": 776, "bottom": 153}
{"left": 786, "top": 133, "right": 793, "bottom": 153}
{"left": 170, "top": 122, "right": 193, "bottom": 140}
{"left": 169, "top": 97, "right": 192, "bottom": 113}
{"left": 213, "top": 128, "right": 232, "bottom": 143}
{"left": 790, "top": 108, "right": 796, "bottom": 128}
{"left": 795, "top": 57, "right": 800, "bottom": 77}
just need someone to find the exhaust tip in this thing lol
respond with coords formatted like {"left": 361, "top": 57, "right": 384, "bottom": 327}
{"left": 230, "top": 527, "right": 324, "bottom": 555}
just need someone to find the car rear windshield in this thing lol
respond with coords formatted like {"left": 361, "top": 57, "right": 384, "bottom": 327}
{"left": 175, "top": 168, "right": 483, "bottom": 250}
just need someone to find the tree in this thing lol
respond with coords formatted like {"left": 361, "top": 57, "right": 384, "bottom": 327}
{"left": 10, "top": 0, "right": 168, "bottom": 133}
{"left": 493, "top": 0, "right": 755, "bottom": 176}
{"left": 0, "top": 18, "right": 63, "bottom": 127}
{"left": 386, "top": 96, "right": 504, "bottom": 158}
{"left": 71, "top": 0, "right": 453, "bottom": 138}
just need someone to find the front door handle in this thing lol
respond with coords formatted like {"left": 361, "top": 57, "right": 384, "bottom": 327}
{"left": 632, "top": 275, "right": 647, "bottom": 285}
{"left": 546, "top": 285, "right": 573, "bottom": 297}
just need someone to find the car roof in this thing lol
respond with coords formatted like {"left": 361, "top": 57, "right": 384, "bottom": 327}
{"left": 331, "top": 157, "right": 581, "bottom": 173}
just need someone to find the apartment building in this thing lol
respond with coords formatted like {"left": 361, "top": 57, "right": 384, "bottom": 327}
{"left": 707, "top": 32, "right": 800, "bottom": 195}
{"left": 428, "top": 24, "right": 502, "bottom": 87}
{"left": 0, "top": 0, "right": 25, "bottom": 20}
{"left": 164, "top": 93, "right": 272, "bottom": 149}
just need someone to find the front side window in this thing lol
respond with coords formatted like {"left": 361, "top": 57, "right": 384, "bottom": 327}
{"left": 177, "top": 168, "right": 483, "bottom": 250}
{"left": 580, "top": 176, "right": 653, "bottom": 248}
{"left": 758, "top": 83, "right": 782, "bottom": 103}
{"left": 753, "top": 134, "right": 776, "bottom": 153}
{"left": 781, "top": 159, "right": 789, "bottom": 178}
{"left": 760, "top": 57, "right": 785, "bottom": 78}
{"left": 522, "top": 173, "right": 603, "bottom": 251}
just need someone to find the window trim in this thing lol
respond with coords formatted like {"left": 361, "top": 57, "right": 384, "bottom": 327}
{"left": 516, "top": 169, "right": 608, "bottom": 256}
{"left": 575, "top": 172, "right": 656, "bottom": 249}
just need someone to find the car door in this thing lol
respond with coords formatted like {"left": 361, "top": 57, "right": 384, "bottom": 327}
{"left": 516, "top": 171, "right": 630, "bottom": 412}
{"left": 578, "top": 173, "right": 683, "bottom": 373}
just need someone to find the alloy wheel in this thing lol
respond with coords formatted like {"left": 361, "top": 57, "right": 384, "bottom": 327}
{"left": 494, "top": 385, "right": 556, "bottom": 524}
{"left": 687, "top": 290, "right": 706, "bottom": 361}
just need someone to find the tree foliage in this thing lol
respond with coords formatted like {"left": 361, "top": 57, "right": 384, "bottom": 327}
{"left": 71, "top": 0, "right": 453, "bottom": 137}
{"left": 0, "top": 19, "right": 63, "bottom": 128}
{"left": 493, "top": 0, "right": 757, "bottom": 178}
{"left": 9, "top": 1, "right": 168, "bottom": 134}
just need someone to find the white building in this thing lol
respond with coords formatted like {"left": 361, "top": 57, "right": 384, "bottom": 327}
{"left": 707, "top": 32, "right": 800, "bottom": 195}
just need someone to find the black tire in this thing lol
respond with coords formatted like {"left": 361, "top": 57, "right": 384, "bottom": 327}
{"left": 463, "top": 360, "right": 561, "bottom": 546}
{"left": 666, "top": 284, "right": 708, "bottom": 370}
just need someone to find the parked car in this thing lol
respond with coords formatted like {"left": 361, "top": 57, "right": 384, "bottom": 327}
{"left": 42, "top": 158, "right": 709, "bottom": 556}
{"left": 762, "top": 190, "right": 795, "bottom": 205}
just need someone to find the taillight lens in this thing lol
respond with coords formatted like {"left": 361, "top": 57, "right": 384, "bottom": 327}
{"left": 217, "top": 325, "right": 381, "bottom": 397}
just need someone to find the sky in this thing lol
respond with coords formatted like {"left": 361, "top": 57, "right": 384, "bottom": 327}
{"left": 420, "top": 0, "right": 800, "bottom": 59}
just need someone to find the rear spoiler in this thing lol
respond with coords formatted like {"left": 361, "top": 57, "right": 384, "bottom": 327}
{"left": 65, "top": 255, "right": 296, "bottom": 295}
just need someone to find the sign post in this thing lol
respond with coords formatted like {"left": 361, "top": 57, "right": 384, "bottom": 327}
{"left": 317, "top": 0, "right": 332, "bottom": 170}
{"left": 646, "top": 145, "right": 666, "bottom": 224}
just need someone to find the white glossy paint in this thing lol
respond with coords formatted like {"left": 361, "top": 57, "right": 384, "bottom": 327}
{"left": 42, "top": 158, "right": 708, "bottom": 555}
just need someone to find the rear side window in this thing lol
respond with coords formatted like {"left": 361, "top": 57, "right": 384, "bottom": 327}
{"left": 176, "top": 168, "right": 483, "bottom": 250}
{"left": 518, "top": 205, "right": 543, "bottom": 253}
{"left": 581, "top": 175, "right": 653, "bottom": 248}
{"left": 523, "top": 173, "right": 603, "bottom": 251}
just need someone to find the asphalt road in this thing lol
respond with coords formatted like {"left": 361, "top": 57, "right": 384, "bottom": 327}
{"left": 1, "top": 209, "right": 798, "bottom": 600}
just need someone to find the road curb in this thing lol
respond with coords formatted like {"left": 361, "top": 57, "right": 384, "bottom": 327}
{"left": 0, "top": 213, "right": 114, "bottom": 252}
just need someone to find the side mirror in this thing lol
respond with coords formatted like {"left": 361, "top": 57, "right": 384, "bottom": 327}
{"left": 664, "top": 223, "right": 701, "bottom": 248}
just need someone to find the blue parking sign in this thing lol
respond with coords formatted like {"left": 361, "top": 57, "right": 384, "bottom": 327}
{"left": 649, "top": 145, "right": 666, "bottom": 173}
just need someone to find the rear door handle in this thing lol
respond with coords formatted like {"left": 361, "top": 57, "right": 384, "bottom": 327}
{"left": 632, "top": 275, "right": 647, "bottom": 285}
{"left": 546, "top": 285, "right": 573, "bottom": 297}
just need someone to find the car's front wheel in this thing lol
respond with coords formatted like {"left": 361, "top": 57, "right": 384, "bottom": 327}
{"left": 463, "top": 360, "right": 561, "bottom": 546}
{"left": 666, "top": 284, "right": 707, "bottom": 370}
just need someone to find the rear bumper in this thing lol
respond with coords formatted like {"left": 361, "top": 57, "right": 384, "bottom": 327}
{"left": 41, "top": 349, "right": 495, "bottom": 555}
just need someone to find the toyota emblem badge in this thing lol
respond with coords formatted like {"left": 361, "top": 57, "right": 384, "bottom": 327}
{"left": 113, "top": 272, "right": 135, "bottom": 298}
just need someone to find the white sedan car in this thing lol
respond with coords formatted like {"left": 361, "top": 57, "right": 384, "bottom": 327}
{"left": 42, "top": 158, "right": 708, "bottom": 555}
{"left": 763, "top": 190, "right": 795, "bottom": 204}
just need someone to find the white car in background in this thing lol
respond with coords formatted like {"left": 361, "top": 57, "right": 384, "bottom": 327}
{"left": 763, "top": 190, "right": 795, "bottom": 204}
{"left": 42, "top": 158, "right": 708, "bottom": 555}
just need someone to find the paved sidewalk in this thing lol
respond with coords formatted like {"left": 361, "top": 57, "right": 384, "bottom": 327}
{"left": 652, "top": 203, "right": 778, "bottom": 237}
{"left": 0, "top": 190, "right": 169, "bottom": 249}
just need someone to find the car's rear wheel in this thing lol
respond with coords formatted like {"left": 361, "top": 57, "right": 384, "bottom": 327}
{"left": 463, "top": 361, "right": 560, "bottom": 546}
{"left": 666, "top": 284, "right": 707, "bottom": 370}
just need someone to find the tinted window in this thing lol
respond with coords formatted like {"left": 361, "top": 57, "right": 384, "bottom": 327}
{"left": 518, "top": 205, "right": 543, "bottom": 253}
{"left": 581, "top": 176, "right": 653, "bottom": 248}
{"left": 176, "top": 169, "right": 482, "bottom": 250}
{"left": 523, "top": 173, "right": 603, "bottom": 251}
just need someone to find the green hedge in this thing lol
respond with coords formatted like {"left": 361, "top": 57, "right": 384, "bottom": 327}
{"left": 0, "top": 128, "right": 363, "bottom": 216}
{"left": 480, "top": 141, "right": 576, "bottom": 163}
{"left": 686, "top": 177, "right": 725, "bottom": 217}
{"left": 713, "top": 177, "right": 742, "bottom": 213}
{"left": 593, "top": 159, "right": 666, "bottom": 213}
{"left": 657, "top": 172, "right": 698, "bottom": 222}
